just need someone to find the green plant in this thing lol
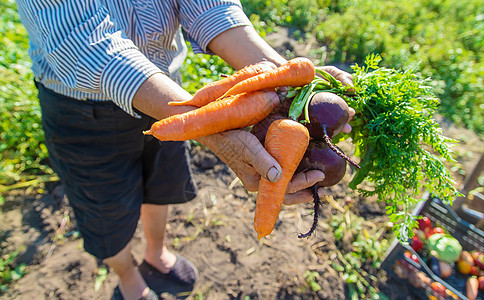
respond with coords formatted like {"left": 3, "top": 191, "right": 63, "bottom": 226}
{"left": 303, "top": 270, "right": 322, "bottom": 292}
{"left": 181, "top": 43, "right": 233, "bottom": 95}
{"left": 344, "top": 55, "right": 460, "bottom": 238}
{"left": 329, "top": 211, "right": 390, "bottom": 299}
{"left": 0, "top": 0, "right": 53, "bottom": 189}
{"left": 0, "top": 247, "right": 26, "bottom": 293}
{"left": 313, "top": 0, "right": 484, "bottom": 136}
{"left": 241, "top": 0, "right": 326, "bottom": 32}
{"left": 241, "top": 0, "right": 484, "bottom": 136}
{"left": 94, "top": 265, "right": 108, "bottom": 292}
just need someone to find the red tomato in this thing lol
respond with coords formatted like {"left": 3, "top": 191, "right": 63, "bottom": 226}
{"left": 431, "top": 281, "right": 447, "bottom": 298}
{"left": 427, "top": 227, "right": 445, "bottom": 237}
{"left": 472, "top": 252, "right": 484, "bottom": 270}
{"left": 403, "top": 250, "right": 420, "bottom": 266}
{"left": 418, "top": 216, "right": 432, "bottom": 234}
{"left": 411, "top": 235, "right": 424, "bottom": 252}
{"left": 478, "top": 276, "right": 484, "bottom": 290}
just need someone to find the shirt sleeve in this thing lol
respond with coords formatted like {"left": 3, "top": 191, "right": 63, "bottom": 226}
{"left": 16, "top": 0, "right": 161, "bottom": 117}
{"left": 178, "top": 0, "right": 253, "bottom": 54}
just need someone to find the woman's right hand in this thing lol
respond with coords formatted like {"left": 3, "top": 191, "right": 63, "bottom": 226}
{"left": 197, "top": 129, "right": 325, "bottom": 201}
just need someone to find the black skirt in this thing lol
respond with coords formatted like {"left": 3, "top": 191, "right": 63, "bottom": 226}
{"left": 36, "top": 82, "right": 197, "bottom": 259}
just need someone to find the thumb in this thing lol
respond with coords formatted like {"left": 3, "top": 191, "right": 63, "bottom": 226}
{"left": 240, "top": 131, "right": 282, "bottom": 183}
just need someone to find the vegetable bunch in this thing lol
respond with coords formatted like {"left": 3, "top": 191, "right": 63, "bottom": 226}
{"left": 288, "top": 54, "right": 460, "bottom": 240}
{"left": 145, "top": 58, "right": 317, "bottom": 239}
{"left": 147, "top": 54, "right": 460, "bottom": 241}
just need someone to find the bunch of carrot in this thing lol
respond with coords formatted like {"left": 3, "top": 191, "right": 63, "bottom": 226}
{"left": 144, "top": 57, "right": 316, "bottom": 239}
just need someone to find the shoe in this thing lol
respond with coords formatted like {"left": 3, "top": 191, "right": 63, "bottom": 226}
{"left": 138, "top": 254, "right": 198, "bottom": 296}
{"left": 111, "top": 285, "right": 159, "bottom": 300}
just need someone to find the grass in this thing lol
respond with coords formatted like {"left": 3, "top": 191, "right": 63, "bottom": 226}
{"left": 327, "top": 209, "right": 390, "bottom": 299}
{"left": 0, "top": 0, "right": 52, "bottom": 189}
{"left": 0, "top": 247, "right": 26, "bottom": 293}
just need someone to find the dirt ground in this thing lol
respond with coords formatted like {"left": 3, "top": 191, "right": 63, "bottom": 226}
{"left": 1, "top": 113, "right": 483, "bottom": 300}
{"left": 1, "top": 31, "right": 484, "bottom": 300}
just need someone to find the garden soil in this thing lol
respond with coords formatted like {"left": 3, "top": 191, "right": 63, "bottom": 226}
{"left": 2, "top": 115, "right": 483, "bottom": 300}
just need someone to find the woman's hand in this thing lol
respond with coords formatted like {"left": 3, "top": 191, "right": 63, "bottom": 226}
{"left": 318, "top": 65, "right": 355, "bottom": 133}
{"left": 197, "top": 129, "right": 325, "bottom": 198}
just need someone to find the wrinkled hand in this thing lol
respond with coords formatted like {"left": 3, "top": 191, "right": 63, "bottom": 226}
{"left": 318, "top": 65, "right": 354, "bottom": 88}
{"left": 197, "top": 129, "right": 325, "bottom": 200}
{"left": 197, "top": 63, "right": 356, "bottom": 204}
{"left": 197, "top": 129, "right": 276, "bottom": 192}
{"left": 283, "top": 170, "right": 328, "bottom": 205}
{"left": 317, "top": 65, "right": 356, "bottom": 133}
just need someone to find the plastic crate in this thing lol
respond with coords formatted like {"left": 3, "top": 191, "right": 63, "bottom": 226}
{"left": 381, "top": 194, "right": 484, "bottom": 300}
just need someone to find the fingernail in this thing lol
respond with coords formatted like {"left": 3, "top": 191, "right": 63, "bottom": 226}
{"left": 318, "top": 173, "right": 326, "bottom": 181}
{"left": 266, "top": 167, "right": 280, "bottom": 182}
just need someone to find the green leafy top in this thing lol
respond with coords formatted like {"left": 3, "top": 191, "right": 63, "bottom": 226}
{"left": 345, "top": 54, "right": 460, "bottom": 239}
{"left": 289, "top": 54, "right": 461, "bottom": 240}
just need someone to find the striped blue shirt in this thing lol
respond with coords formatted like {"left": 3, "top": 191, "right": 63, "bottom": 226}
{"left": 16, "top": 0, "right": 252, "bottom": 117}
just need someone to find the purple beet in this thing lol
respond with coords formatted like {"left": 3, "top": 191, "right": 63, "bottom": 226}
{"left": 301, "top": 92, "right": 360, "bottom": 169}
{"left": 250, "top": 113, "right": 286, "bottom": 145}
{"left": 297, "top": 140, "right": 347, "bottom": 187}
{"left": 304, "top": 92, "right": 349, "bottom": 139}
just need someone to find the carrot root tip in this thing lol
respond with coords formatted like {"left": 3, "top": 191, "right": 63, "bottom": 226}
{"left": 143, "top": 130, "right": 152, "bottom": 135}
{"left": 257, "top": 233, "right": 265, "bottom": 241}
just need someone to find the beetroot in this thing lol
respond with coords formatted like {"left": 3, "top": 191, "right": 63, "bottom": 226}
{"left": 297, "top": 140, "right": 347, "bottom": 187}
{"left": 250, "top": 113, "right": 286, "bottom": 145}
{"left": 300, "top": 92, "right": 360, "bottom": 170}
{"left": 303, "top": 92, "right": 349, "bottom": 139}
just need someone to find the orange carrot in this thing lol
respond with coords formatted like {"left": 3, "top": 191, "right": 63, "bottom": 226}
{"left": 144, "top": 91, "right": 279, "bottom": 141}
{"left": 254, "top": 119, "right": 310, "bottom": 240}
{"left": 221, "top": 57, "right": 315, "bottom": 99}
{"left": 168, "top": 62, "right": 274, "bottom": 107}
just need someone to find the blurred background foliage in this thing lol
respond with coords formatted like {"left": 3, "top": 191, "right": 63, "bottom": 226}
{"left": 0, "top": 0, "right": 54, "bottom": 191}
{"left": 240, "top": 0, "right": 484, "bottom": 135}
